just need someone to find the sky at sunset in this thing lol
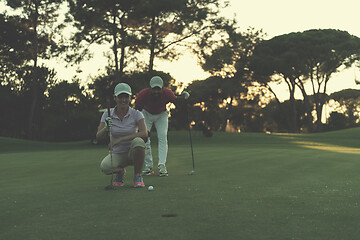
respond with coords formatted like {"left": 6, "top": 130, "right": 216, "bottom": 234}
{"left": 2, "top": 0, "right": 360, "bottom": 100}
{"left": 159, "top": 0, "right": 360, "bottom": 99}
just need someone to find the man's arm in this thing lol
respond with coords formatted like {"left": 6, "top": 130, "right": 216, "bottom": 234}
{"left": 134, "top": 89, "right": 146, "bottom": 110}
{"left": 177, "top": 91, "right": 190, "bottom": 100}
{"left": 172, "top": 90, "right": 190, "bottom": 105}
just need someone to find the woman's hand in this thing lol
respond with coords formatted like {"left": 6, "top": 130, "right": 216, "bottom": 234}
{"left": 141, "top": 131, "right": 150, "bottom": 143}
{"left": 108, "top": 137, "right": 122, "bottom": 150}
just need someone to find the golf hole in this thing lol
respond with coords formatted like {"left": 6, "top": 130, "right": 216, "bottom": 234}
{"left": 161, "top": 214, "right": 177, "bottom": 218}
{"left": 104, "top": 185, "right": 116, "bottom": 190}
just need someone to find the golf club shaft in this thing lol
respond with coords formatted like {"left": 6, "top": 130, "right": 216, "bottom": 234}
{"left": 185, "top": 102, "right": 195, "bottom": 171}
{"left": 107, "top": 98, "right": 114, "bottom": 186}
{"left": 109, "top": 149, "right": 113, "bottom": 183}
{"left": 188, "top": 126, "right": 194, "bottom": 170}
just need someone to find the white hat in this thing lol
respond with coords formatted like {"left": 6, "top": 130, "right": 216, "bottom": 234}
{"left": 150, "top": 76, "right": 163, "bottom": 88}
{"left": 114, "top": 83, "right": 132, "bottom": 96}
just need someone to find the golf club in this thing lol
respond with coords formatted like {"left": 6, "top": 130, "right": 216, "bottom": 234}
{"left": 185, "top": 102, "right": 195, "bottom": 175}
{"left": 104, "top": 97, "right": 115, "bottom": 190}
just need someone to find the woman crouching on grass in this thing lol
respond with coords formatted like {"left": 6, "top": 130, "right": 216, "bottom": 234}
{"left": 96, "top": 83, "right": 148, "bottom": 187}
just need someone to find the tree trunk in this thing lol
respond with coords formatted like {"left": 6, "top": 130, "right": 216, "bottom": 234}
{"left": 27, "top": 84, "right": 38, "bottom": 139}
{"left": 315, "top": 74, "right": 330, "bottom": 131}
{"left": 27, "top": 2, "right": 39, "bottom": 140}
{"left": 296, "top": 79, "right": 314, "bottom": 131}
{"left": 112, "top": 12, "right": 120, "bottom": 82}
{"left": 289, "top": 90, "right": 297, "bottom": 133}
{"left": 220, "top": 97, "right": 234, "bottom": 132}
{"left": 286, "top": 78, "right": 297, "bottom": 133}
{"left": 119, "top": 13, "right": 127, "bottom": 80}
{"left": 113, "top": 34, "right": 119, "bottom": 73}
{"left": 266, "top": 84, "right": 281, "bottom": 106}
{"left": 119, "top": 44, "right": 125, "bottom": 75}
{"left": 148, "top": 16, "right": 156, "bottom": 73}
{"left": 315, "top": 100, "right": 324, "bottom": 131}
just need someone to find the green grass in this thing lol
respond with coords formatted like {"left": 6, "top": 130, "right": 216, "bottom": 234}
{"left": 1, "top": 128, "right": 360, "bottom": 240}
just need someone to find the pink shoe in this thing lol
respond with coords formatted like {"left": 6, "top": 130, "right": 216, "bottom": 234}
{"left": 113, "top": 168, "right": 126, "bottom": 186}
{"left": 134, "top": 173, "right": 145, "bottom": 188}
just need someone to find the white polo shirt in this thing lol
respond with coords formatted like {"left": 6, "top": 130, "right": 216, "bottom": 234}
{"left": 100, "top": 106, "right": 144, "bottom": 154}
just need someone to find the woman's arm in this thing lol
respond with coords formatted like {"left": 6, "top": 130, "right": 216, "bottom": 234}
{"left": 110, "top": 118, "right": 148, "bottom": 148}
{"left": 96, "top": 122, "right": 108, "bottom": 140}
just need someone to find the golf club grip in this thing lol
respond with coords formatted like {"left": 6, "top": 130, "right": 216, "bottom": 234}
{"left": 106, "top": 98, "right": 111, "bottom": 119}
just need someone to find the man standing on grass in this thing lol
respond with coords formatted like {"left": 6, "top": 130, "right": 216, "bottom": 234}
{"left": 135, "top": 76, "right": 190, "bottom": 177}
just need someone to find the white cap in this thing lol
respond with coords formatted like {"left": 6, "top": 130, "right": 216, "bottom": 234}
{"left": 150, "top": 76, "right": 163, "bottom": 88}
{"left": 114, "top": 83, "right": 132, "bottom": 96}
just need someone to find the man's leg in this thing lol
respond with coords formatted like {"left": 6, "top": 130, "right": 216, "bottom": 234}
{"left": 154, "top": 111, "right": 169, "bottom": 175}
{"left": 142, "top": 110, "right": 154, "bottom": 170}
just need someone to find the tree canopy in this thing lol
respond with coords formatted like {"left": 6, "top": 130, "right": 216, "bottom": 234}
{"left": 1, "top": 0, "right": 360, "bottom": 140}
{"left": 3, "top": 0, "right": 66, "bottom": 139}
{"left": 251, "top": 29, "right": 360, "bottom": 132}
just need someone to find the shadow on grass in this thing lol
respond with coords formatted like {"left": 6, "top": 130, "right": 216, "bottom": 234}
{"left": 0, "top": 137, "right": 100, "bottom": 153}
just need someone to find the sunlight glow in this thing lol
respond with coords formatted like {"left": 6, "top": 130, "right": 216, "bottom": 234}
{"left": 292, "top": 141, "right": 360, "bottom": 155}
{"left": 274, "top": 134, "right": 360, "bottom": 155}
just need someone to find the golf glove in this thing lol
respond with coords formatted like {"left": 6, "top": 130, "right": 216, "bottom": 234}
{"left": 104, "top": 117, "right": 112, "bottom": 131}
{"left": 181, "top": 91, "right": 190, "bottom": 99}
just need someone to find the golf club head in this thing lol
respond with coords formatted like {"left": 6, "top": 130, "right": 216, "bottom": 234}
{"left": 104, "top": 185, "right": 116, "bottom": 190}
{"left": 188, "top": 170, "right": 195, "bottom": 175}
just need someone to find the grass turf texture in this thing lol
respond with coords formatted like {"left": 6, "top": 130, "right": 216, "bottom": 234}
{"left": 1, "top": 128, "right": 360, "bottom": 240}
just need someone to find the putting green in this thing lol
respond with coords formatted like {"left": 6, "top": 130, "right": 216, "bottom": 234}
{"left": 0, "top": 129, "right": 359, "bottom": 240}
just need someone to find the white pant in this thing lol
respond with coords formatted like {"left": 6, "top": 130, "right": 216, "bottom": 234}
{"left": 142, "top": 109, "right": 169, "bottom": 167}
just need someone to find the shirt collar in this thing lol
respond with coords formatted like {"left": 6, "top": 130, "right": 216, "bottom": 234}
{"left": 112, "top": 106, "right": 131, "bottom": 119}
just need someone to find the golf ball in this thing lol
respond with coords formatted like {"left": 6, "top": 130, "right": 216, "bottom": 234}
{"left": 148, "top": 186, "right": 154, "bottom": 191}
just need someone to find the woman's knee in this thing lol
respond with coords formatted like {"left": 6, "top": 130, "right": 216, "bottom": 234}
{"left": 131, "top": 137, "right": 146, "bottom": 149}
{"left": 100, "top": 157, "right": 112, "bottom": 175}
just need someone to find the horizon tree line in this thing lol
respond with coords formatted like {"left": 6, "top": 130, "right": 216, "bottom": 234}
{"left": 1, "top": 0, "right": 360, "bottom": 141}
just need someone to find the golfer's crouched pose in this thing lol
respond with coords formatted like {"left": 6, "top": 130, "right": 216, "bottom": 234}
{"left": 97, "top": 83, "right": 148, "bottom": 188}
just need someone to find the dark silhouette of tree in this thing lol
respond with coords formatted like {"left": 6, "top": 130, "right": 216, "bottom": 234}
{"left": 135, "top": 0, "right": 225, "bottom": 73}
{"left": 67, "top": 0, "right": 143, "bottom": 82}
{"left": 42, "top": 80, "right": 99, "bottom": 141}
{"left": 5, "top": 0, "right": 67, "bottom": 139}
{"left": 190, "top": 24, "right": 265, "bottom": 131}
{"left": 251, "top": 29, "right": 360, "bottom": 132}
{"left": 329, "top": 89, "right": 360, "bottom": 127}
